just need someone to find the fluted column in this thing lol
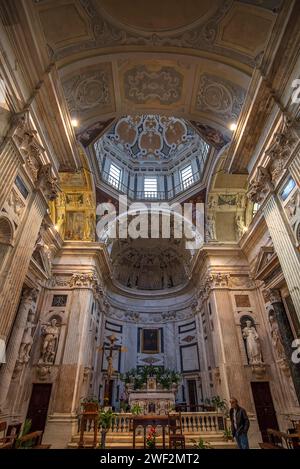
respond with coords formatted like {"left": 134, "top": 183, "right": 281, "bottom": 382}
{"left": 0, "top": 288, "right": 38, "bottom": 412}
{"left": 289, "top": 151, "right": 300, "bottom": 187}
{"left": 264, "top": 195, "right": 300, "bottom": 318}
{"left": 0, "top": 140, "right": 24, "bottom": 210}
{"left": 268, "top": 289, "right": 300, "bottom": 404}
{"left": 0, "top": 190, "right": 48, "bottom": 341}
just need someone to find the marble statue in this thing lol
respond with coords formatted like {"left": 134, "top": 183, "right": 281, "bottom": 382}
{"left": 235, "top": 215, "right": 246, "bottom": 239}
{"left": 205, "top": 214, "right": 216, "bottom": 241}
{"left": 40, "top": 318, "right": 60, "bottom": 364}
{"left": 18, "top": 310, "right": 36, "bottom": 363}
{"left": 242, "top": 320, "right": 263, "bottom": 364}
{"left": 269, "top": 312, "right": 285, "bottom": 360}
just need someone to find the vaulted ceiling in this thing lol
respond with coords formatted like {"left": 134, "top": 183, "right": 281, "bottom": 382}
{"left": 33, "top": 0, "right": 283, "bottom": 145}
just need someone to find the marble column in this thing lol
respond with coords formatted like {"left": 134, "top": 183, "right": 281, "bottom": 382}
{"left": 268, "top": 289, "right": 300, "bottom": 404}
{"left": 0, "top": 140, "right": 24, "bottom": 210}
{"left": 42, "top": 280, "right": 95, "bottom": 448}
{"left": 0, "top": 190, "right": 48, "bottom": 341}
{"left": 264, "top": 195, "right": 300, "bottom": 319}
{"left": 0, "top": 287, "right": 38, "bottom": 414}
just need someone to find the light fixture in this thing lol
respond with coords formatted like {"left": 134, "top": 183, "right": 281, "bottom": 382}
{"left": 71, "top": 118, "right": 79, "bottom": 128}
{"left": 229, "top": 122, "right": 237, "bottom": 132}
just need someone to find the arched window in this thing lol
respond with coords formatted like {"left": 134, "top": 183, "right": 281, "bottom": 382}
{"left": 0, "top": 215, "right": 14, "bottom": 272}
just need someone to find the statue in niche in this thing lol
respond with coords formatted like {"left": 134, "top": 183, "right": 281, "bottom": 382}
{"left": 18, "top": 310, "right": 36, "bottom": 364}
{"left": 269, "top": 311, "right": 285, "bottom": 360}
{"left": 84, "top": 213, "right": 95, "bottom": 240}
{"left": 242, "top": 320, "right": 263, "bottom": 364}
{"left": 56, "top": 212, "right": 65, "bottom": 238}
{"left": 205, "top": 214, "right": 216, "bottom": 241}
{"left": 40, "top": 318, "right": 60, "bottom": 364}
{"left": 235, "top": 215, "right": 246, "bottom": 239}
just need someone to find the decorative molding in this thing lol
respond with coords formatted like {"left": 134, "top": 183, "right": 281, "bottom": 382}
{"left": 123, "top": 65, "right": 183, "bottom": 105}
{"left": 62, "top": 63, "right": 114, "bottom": 118}
{"left": 266, "top": 117, "right": 297, "bottom": 184}
{"left": 195, "top": 74, "right": 245, "bottom": 122}
{"left": 247, "top": 165, "right": 274, "bottom": 203}
{"left": 52, "top": 1, "right": 256, "bottom": 68}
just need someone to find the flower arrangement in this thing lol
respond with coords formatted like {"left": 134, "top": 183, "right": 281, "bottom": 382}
{"left": 120, "top": 366, "right": 181, "bottom": 390}
{"left": 146, "top": 426, "right": 157, "bottom": 449}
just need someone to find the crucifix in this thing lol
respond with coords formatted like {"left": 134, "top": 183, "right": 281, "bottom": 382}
{"left": 100, "top": 334, "right": 127, "bottom": 406}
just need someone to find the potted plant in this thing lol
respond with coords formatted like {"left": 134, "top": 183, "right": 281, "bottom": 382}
{"left": 15, "top": 419, "right": 34, "bottom": 449}
{"left": 211, "top": 395, "right": 228, "bottom": 415}
{"left": 98, "top": 408, "right": 116, "bottom": 449}
{"left": 191, "top": 437, "right": 212, "bottom": 449}
{"left": 131, "top": 403, "right": 143, "bottom": 415}
{"left": 81, "top": 396, "right": 99, "bottom": 413}
{"left": 223, "top": 427, "right": 233, "bottom": 441}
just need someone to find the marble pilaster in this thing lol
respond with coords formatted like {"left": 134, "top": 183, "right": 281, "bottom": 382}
{"left": 0, "top": 287, "right": 38, "bottom": 413}
{"left": 289, "top": 151, "right": 300, "bottom": 187}
{"left": 264, "top": 195, "right": 300, "bottom": 319}
{"left": 268, "top": 289, "right": 300, "bottom": 404}
{"left": 0, "top": 140, "right": 24, "bottom": 210}
{"left": 0, "top": 190, "right": 48, "bottom": 340}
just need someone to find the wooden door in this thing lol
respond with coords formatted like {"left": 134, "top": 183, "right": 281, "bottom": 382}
{"left": 26, "top": 383, "right": 52, "bottom": 433}
{"left": 251, "top": 381, "right": 279, "bottom": 442}
{"left": 187, "top": 379, "right": 198, "bottom": 411}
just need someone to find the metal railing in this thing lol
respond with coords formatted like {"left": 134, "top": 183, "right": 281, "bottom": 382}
{"left": 100, "top": 170, "right": 202, "bottom": 201}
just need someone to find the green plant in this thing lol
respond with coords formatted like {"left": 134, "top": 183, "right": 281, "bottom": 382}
{"left": 120, "top": 367, "right": 181, "bottom": 390}
{"left": 211, "top": 395, "right": 228, "bottom": 414}
{"left": 98, "top": 408, "right": 116, "bottom": 449}
{"left": 131, "top": 403, "right": 143, "bottom": 415}
{"left": 15, "top": 419, "right": 33, "bottom": 449}
{"left": 223, "top": 427, "right": 233, "bottom": 441}
{"left": 81, "top": 396, "right": 99, "bottom": 404}
{"left": 191, "top": 437, "right": 212, "bottom": 449}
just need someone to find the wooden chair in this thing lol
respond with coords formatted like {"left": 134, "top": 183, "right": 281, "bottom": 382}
{"left": 17, "top": 430, "right": 51, "bottom": 449}
{"left": 0, "top": 422, "right": 16, "bottom": 449}
{"left": 259, "top": 428, "right": 293, "bottom": 449}
{"left": 168, "top": 413, "right": 185, "bottom": 449}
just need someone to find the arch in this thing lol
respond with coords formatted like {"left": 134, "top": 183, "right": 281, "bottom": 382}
{"left": 0, "top": 215, "right": 14, "bottom": 273}
{"left": 0, "top": 214, "right": 14, "bottom": 245}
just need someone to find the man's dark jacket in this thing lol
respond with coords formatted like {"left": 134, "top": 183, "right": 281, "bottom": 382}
{"left": 229, "top": 406, "right": 250, "bottom": 437}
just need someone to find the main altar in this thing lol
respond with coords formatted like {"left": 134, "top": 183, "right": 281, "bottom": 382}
{"left": 128, "top": 377, "right": 176, "bottom": 415}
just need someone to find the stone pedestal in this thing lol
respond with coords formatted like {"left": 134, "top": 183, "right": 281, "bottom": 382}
{"left": 42, "top": 413, "right": 78, "bottom": 449}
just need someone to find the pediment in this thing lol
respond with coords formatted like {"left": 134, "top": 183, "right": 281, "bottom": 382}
{"left": 254, "top": 246, "right": 278, "bottom": 281}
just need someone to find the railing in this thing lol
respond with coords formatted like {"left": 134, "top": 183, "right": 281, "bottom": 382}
{"left": 100, "top": 170, "right": 203, "bottom": 201}
{"left": 96, "top": 412, "right": 226, "bottom": 434}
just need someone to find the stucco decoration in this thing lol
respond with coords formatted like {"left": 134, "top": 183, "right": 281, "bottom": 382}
{"left": 124, "top": 65, "right": 183, "bottom": 105}
{"left": 196, "top": 74, "right": 245, "bottom": 122}
{"left": 39, "top": 0, "right": 275, "bottom": 68}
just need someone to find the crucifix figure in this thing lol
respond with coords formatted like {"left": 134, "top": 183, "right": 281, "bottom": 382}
{"left": 100, "top": 334, "right": 127, "bottom": 406}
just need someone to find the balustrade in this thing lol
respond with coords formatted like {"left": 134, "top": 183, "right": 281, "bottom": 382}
{"left": 96, "top": 412, "right": 226, "bottom": 434}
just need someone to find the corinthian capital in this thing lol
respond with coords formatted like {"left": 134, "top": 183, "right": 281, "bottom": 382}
{"left": 37, "top": 164, "right": 59, "bottom": 200}
{"left": 266, "top": 288, "right": 282, "bottom": 304}
{"left": 247, "top": 166, "right": 274, "bottom": 203}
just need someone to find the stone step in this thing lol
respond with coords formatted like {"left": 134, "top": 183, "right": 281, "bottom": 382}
{"left": 69, "top": 431, "right": 236, "bottom": 449}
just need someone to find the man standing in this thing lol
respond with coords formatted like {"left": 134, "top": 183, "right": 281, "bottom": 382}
{"left": 229, "top": 397, "right": 250, "bottom": 449}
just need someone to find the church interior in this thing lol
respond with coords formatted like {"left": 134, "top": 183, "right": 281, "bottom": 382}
{"left": 0, "top": 0, "right": 300, "bottom": 451}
